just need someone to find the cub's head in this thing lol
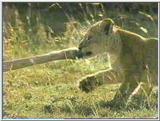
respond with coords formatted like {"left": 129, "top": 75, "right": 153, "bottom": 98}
{"left": 78, "top": 18, "right": 116, "bottom": 58}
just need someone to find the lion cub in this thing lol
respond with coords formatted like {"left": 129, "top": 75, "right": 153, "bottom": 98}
{"left": 78, "top": 18, "right": 158, "bottom": 105}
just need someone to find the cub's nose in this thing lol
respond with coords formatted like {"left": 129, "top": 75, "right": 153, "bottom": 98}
{"left": 78, "top": 46, "right": 82, "bottom": 51}
{"left": 75, "top": 47, "right": 84, "bottom": 58}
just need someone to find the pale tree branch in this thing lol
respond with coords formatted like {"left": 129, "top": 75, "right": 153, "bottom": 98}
{"left": 3, "top": 47, "right": 79, "bottom": 72}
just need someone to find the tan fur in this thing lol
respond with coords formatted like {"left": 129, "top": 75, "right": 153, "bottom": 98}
{"left": 78, "top": 18, "right": 158, "bottom": 104}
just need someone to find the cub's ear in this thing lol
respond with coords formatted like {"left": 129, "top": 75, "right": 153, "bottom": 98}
{"left": 102, "top": 18, "right": 114, "bottom": 35}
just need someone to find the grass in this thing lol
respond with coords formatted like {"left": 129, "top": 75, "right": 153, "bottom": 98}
{"left": 3, "top": 3, "right": 158, "bottom": 119}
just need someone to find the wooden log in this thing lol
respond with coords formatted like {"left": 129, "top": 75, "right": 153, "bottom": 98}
{"left": 3, "top": 47, "right": 79, "bottom": 72}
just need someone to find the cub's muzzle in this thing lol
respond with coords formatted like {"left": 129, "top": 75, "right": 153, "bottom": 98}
{"left": 76, "top": 46, "right": 93, "bottom": 58}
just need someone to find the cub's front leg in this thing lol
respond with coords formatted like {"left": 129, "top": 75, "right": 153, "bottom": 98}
{"left": 78, "top": 69, "right": 121, "bottom": 93}
{"left": 113, "top": 70, "right": 143, "bottom": 103}
{"left": 113, "top": 59, "right": 154, "bottom": 107}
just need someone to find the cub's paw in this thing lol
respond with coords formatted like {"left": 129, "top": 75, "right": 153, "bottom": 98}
{"left": 78, "top": 75, "right": 104, "bottom": 93}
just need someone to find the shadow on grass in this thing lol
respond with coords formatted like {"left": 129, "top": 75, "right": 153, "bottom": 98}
{"left": 43, "top": 85, "right": 158, "bottom": 118}
{"left": 98, "top": 91, "right": 158, "bottom": 112}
